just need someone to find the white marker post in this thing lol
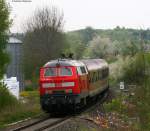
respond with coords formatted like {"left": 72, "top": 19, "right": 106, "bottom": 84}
{"left": 120, "top": 82, "right": 125, "bottom": 90}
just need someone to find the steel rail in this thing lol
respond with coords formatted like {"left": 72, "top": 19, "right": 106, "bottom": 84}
{"left": 12, "top": 116, "right": 50, "bottom": 131}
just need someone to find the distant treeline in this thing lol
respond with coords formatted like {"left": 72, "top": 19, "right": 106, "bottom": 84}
{"left": 13, "top": 26, "right": 150, "bottom": 47}
{"left": 67, "top": 26, "right": 150, "bottom": 44}
{"left": 14, "top": 26, "right": 150, "bottom": 45}
{"left": 66, "top": 27, "right": 150, "bottom": 60}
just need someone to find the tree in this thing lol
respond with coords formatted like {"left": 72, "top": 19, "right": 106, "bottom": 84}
{"left": 66, "top": 31, "right": 86, "bottom": 59}
{"left": 73, "top": 42, "right": 86, "bottom": 59}
{"left": 23, "top": 7, "right": 67, "bottom": 79}
{"left": 0, "top": 0, "right": 10, "bottom": 79}
{"left": 82, "top": 26, "right": 96, "bottom": 44}
{"left": 119, "top": 40, "right": 141, "bottom": 57}
{"left": 85, "top": 36, "right": 112, "bottom": 58}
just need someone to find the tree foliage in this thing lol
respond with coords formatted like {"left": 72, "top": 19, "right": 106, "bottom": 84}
{"left": 0, "top": 0, "right": 10, "bottom": 79}
{"left": 66, "top": 27, "right": 149, "bottom": 59}
{"left": 128, "top": 53, "right": 150, "bottom": 130}
{"left": 23, "top": 7, "right": 67, "bottom": 79}
{"left": 66, "top": 31, "right": 85, "bottom": 59}
{"left": 85, "top": 36, "right": 112, "bottom": 58}
{"left": 81, "top": 26, "right": 96, "bottom": 44}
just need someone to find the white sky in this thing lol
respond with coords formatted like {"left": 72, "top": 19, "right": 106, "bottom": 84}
{"left": 7, "top": 0, "right": 150, "bottom": 33}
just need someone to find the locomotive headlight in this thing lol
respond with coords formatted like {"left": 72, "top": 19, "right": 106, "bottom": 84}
{"left": 62, "top": 82, "right": 75, "bottom": 87}
{"left": 42, "top": 83, "right": 55, "bottom": 88}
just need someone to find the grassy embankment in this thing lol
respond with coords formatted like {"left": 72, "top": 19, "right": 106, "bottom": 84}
{"left": 0, "top": 85, "right": 42, "bottom": 128}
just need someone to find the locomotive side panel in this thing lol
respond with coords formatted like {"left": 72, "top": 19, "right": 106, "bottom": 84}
{"left": 76, "top": 66, "right": 89, "bottom": 98}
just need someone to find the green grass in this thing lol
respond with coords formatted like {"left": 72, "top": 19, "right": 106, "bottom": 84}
{"left": 0, "top": 83, "right": 18, "bottom": 111}
{"left": 0, "top": 86, "right": 42, "bottom": 128}
{"left": 0, "top": 106, "right": 40, "bottom": 127}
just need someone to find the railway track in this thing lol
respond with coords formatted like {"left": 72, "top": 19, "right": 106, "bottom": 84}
{"left": 11, "top": 116, "right": 70, "bottom": 131}
{"left": 10, "top": 89, "right": 112, "bottom": 131}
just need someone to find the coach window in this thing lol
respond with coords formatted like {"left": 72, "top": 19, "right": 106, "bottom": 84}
{"left": 102, "top": 69, "right": 105, "bottom": 79}
{"left": 98, "top": 70, "right": 101, "bottom": 80}
{"left": 106, "top": 68, "right": 109, "bottom": 76}
{"left": 98, "top": 70, "right": 101, "bottom": 79}
{"left": 102, "top": 68, "right": 108, "bottom": 79}
{"left": 91, "top": 73, "right": 94, "bottom": 83}
{"left": 89, "top": 73, "right": 92, "bottom": 82}
{"left": 96, "top": 72, "right": 99, "bottom": 81}
{"left": 91, "top": 72, "right": 95, "bottom": 83}
{"left": 94, "top": 72, "right": 97, "bottom": 82}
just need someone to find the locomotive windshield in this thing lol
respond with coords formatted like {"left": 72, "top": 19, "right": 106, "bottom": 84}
{"left": 44, "top": 67, "right": 73, "bottom": 77}
{"left": 60, "top": 67, "right": 72, "bottom": 76}
{"left": 44, "top": 68, "right": 56, "bottom": 76}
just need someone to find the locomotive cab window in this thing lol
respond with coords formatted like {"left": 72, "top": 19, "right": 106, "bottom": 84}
{"left": 44, "top": 67, "right": 72, "bottom": 77}
{"left": 77, "top": 66, "right": 87, "bottom": 75}
{"left": 44, "top": 68, "right": 56, "bottom": 77}
{"left": 60, "top": 67, "right": 72, "bottom": 76}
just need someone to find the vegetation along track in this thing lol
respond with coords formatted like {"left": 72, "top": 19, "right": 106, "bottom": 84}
{"left": 11, "top": 89, "right": 112, "bottom": 131}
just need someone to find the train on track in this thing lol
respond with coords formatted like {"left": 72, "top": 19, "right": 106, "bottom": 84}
{"left": 39, "top": 59, "right": 109, "bottom": 112}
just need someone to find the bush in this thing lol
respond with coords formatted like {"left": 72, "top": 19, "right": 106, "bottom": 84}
{"left": 109, "top": 53, "right": 145, "bottom": 85}
{"left": 121, "top": 53, "right": 145, "bottom": 83}
{"left": 119, "top": 53, "right": 150, "bottom": 129}
{"left": 0, "top": 82, "right": 18, "bottom": 112}
{"left": 24, "top": 86, "right": 34, "bottom": 91}
{"left": 20, "top": 91, "right": 29, "bottom": 97}
{"left": 0, "top": 87, "right": 41, "bottom": 128}
{"left": 104, "top": 97, "right": 128, "bottom": 113}
{"left": 109, "top": 56, "right": 128, "bottom": 86}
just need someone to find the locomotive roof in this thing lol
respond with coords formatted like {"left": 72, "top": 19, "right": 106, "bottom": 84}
{"left": 43, "top": 59, "right": 108, "bottom": 71}
{"left": 44, "top": 59, "right": 85, "bottom": 67}
{"left": 81, "top": 59, "right": 108, "bottom": 71}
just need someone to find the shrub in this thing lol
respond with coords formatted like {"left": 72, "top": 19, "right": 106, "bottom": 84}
{"left": 109, "top": 53, "right": 145, "bottom": 85}
{"left": 109, "top": 56, "right": 128, "bottom": 85}
{"left": 121, "top": 53, "right": 145, "bottom": 83}
{"left": 0, "top": 82, "right": 18, "bottom": 112}
{"left": 0, "top": 88, "right": 41, "bottom": 127}
{"left": 24, "top": 86, "right": 34, "bottom": 91}
{"left": 104, "top": 97, "right": 128, "bottom": 113}
{"left": 20, "top": 91, "right": 29, "bottom": 97}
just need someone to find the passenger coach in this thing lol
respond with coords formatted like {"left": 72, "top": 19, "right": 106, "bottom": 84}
{"left": 39, "top": 59, "right": 109, "bottom": 112}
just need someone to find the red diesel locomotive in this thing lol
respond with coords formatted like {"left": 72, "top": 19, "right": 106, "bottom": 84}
{"left": 39, "top": 59, "right": 109, "bottom": 112}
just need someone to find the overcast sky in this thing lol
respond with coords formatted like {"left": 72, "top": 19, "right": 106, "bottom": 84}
{"left": 8, "top": 0, "right": 150, "bottom": 33}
